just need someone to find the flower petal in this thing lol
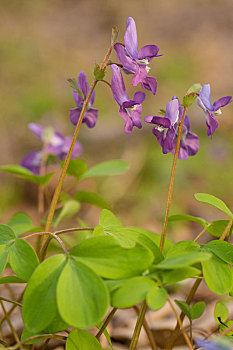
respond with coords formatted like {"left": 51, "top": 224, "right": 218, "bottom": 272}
{"left": 165, "top": 99, "right": 179, "bottom": 125}
{"left": 58, "top": 137, "right": 82, "bottom": 160}
{"left": 78, "top": 71, "right": 89, "bottom": 98}
{"left": 111, "top": 64, "right": 129, "bottom": 106}
{"left": 124, "top": 17, "right": 138, "bottom": 59}
{"left": 213, "top": 96, "right": 232, "bottom": 110}
{"left": 21, "top": 151, "right": 42, "bottom": 175}
{"left": 132, "top": 65, "right": 148, "bottom": 86}
{"left": 83, "top": 108, "right": 98, "bottom": 128}
{"left": 89, "top": 89, "right": 96, "bottom": 107}
{"left": 199, "top": 84, "right": 214, "bottom": 111}
{"left": 133, "top": 91, "right": 146, "bottom": 104}
{"left": 73, "top": 89, "right": 83, "bottom": 107}
{"left": 138, "top": 45, "right": 160, "bottom": 60}
{"left": 153, "top": 127, "right": 175, "bottom": 154}
{"left": 145, "top": 116, "right": 171, "bottom": 129}
{"left": 114, "top": 44, "right": 136, "bottom": 73}
{"left": 205, "top": 111, "right": 218, "bottom": 137}
{"left": 185, "top": 132, "right": 200, "bottom": 156}
{"left": 119, "top": 104, "right": 142, "bottom": 133}
{"left": 28, "top": 123, "right": 43, "bottom": 139}
{"left": 69, "top": 108, "right": 81, "bottom": 126}
{"left": 141, "top": 76, "right": 157, "bottom": 95}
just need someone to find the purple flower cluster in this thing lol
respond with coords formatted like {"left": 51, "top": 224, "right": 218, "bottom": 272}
{"left": 21, "top": 123, "right": 82, "bottom": 174}
{"left": 67, "top": 17, "right": 232, "bottom": 161}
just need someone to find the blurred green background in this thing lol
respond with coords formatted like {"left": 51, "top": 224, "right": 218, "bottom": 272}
{"left": 0, "top": 0, "right": 232, "bottom": 242}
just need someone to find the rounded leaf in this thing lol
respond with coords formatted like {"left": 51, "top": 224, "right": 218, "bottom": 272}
{"left": 214, "top": 301, "right": 228, "bottom": 323}
{"left": 66, "top": 329, "right": 103, "bottom": 350}
{"left": 0, "top": 224, "right": 16, "bottom": 245}
{"left": 147, "top": 287, "right": 167, "bottom": 311}
{"left": 111, "top": 277, "right": 156, "bottom": 308}
{"left": 57, "top": 259, "right": 109, "bottom": 329}
{"left": 9, "top": 238, "right": 39, "bottom": 281}
{"left": 191, "top": 301, "right": 206, "bottom": 320}
{"left": 205, "top": 240, "right": 233, "bottom": 265}
{"left": 70, "top": 236, "right": 153, "bottom": 279}
{"left": 22, "top": 254, "right": 66, "bottom": 333}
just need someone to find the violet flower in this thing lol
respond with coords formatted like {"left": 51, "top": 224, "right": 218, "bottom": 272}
{"left": 21, "top": 123, "right": 82, "bottom": 174}
{"left": 197, "top": 84, "right": 232, "bottom": 136}
{"left": 111, "top": 64, "right": 145, "bottom": 133}
{"left": 195, "top": 338, "right": 231, "bottom": 350}
{"left": 70, "top": 71, "right": 98, "bottom": 128}
{"left": 114, "top": 17, "right": 162, "bottom": 95}
{"left": 172, "top": 116, "right": 199, "bottom": 160}
{"left": 144, "top": 98, "right": 179, "bottom": 153}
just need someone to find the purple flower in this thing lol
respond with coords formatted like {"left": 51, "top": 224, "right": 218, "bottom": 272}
{"left": 114, "top": 17, "right": 162, "bottom": 95}
{"left": 111, "top": 64, "right": 145, "bottom": 133}
{"left": 21, "top": 124, "right": 82, "bottom": 174}
{"left": 172, "top": 116, "right": 199, "bottom": 160}
{"left": 69, "top": 71, "right": 98, "bottom": 128}
{"left": 195, "top": 338, "right": 232, "bottom": 350}
{"left": 145, "top": 98, "right": 179, "bottom": 153}
{"left": 197, "top": 84, "right": 232, "bottom": 136}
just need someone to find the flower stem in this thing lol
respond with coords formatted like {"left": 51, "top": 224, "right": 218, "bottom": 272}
{"left": 193, "top": 226, "right": 208, "bottom": 242}
{"left": 133, "top": 305, "right": 157, "bottom": 350}
{"left": 160, "top": 106, "right": 187, "bottom": 253}
{"left": 0, "top": 300, "right": 23, "bottom": 350}
{"left": 129, "top": 300, "right": 147, "bottom": 350}
{"left": 220, "top": 220, "right": 232, "bottom": 241}
{"left": 40, "top": 41, "right": 115, "bottom": 261}
{"left": 95, "top": 307, "right": 117, "bottom": 340}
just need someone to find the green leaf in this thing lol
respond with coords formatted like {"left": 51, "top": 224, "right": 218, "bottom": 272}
{"left": 156, "top": 251, "right": 210, "bottom": 269}
{"left": 166, "top": 241, "right": 201, "bottom": 257}
{"left": 66, "top": 329, "right": 103, "bottom": 350}
{"left": 162, "top": 266, "right": 201, "bottom": 284}
{"left": 0, "top": 224, "right": 16, "bottom": 245}
{"left": 104, "top": 279, "right": 126, "bottom": 293}
{"left": 0, "top": 165, "right": 54, "bottom": 186}
{"left": 61, "top": 159, "right": 87, "bottom": 179}
{"left": 137, "top": 233, "right": 164, "bottom": 264}
{"left": 9, "top": 238, "right": 39, "bottom": 281}
{"left": 183, "top": 94, "right": 197, "bottom": 107}
{"left": 187, "top": 83, "right": 202, "bottom": 94}
{"left": 0, "top": 245, "right": 11, "bottom": 276}
{"left": 202, "top": 249, "right": 233, "bottom": 295}
{"left": 219, "top": 320, "right": 233, "bottom": 337}
{"left": 81, "top": 160, "right": 130, "bottom": 180}
{"left": 103, "top": 227, "right": 138, "bottom": 248}
{"left": 22, "top": 254, "right": 66, "bottom": 333}
{"left": 175, "top": 300, "right": 191, "bottom": 319}
{"left": 0, "top": 276, "right": 25, "bottom": 284}
{"left": 190, "top": 301, "right": 206, "bottom": 319}
{"left": 111, "top": 277, "right": 156, "bottom": 308}
{"left": 57, "top": 259, "right": 109, "bottom": 329}
{"left": 75, "top": 190, "right": 110, "bottom": 209}
{"left": 21, "top": 328, "right": 44, "bottom": 345}
{"left": 99, "top": 209, "right": 121, "bottom": 227}
{"left": 168, "top": 214, "right": 208, "bottom": 227}
{"left": 146, "top": 287, "right": 167, "bottom": 311}
{"left": 70, "top": 236, "right": 154, "bottom": 279}
{"left": 207, "top": 220, "right": 231, "bottom": 238}
{"left": 128, "top": 226, "right": 173, "bottom": 253}
{"left": 54, "top": 200, "right": 80, "bottom": 228}
{"left": 205, "top": 241, "right": 233, "bottom": 265}
{"left": 94, "top": 65, "right": 106, "bottom": 81}
{"left": 7, "top": 212, "right": 34, "bottom": 236}
{"left": 67, "top": 78, "right": 83, "bottom": 97}
{"left": 195, "top": 193, "right": 233, "bottom": 219}
{"left": 214, "top": 301, "right": 228, "bottom": 323}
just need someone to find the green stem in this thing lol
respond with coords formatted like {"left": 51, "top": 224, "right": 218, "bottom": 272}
{"left": 0, "top": 298, "right": 22, "bottom": 308}
{"left": 95, "top": 307, "right": 117, "bottom": 340}
{"left": 129, "top": 300, "right": 147, "bottom": 350}
{"left": 40, "top": 41, "right": 115, "bottom": 261}
{"left": 0, "top": 301, "right": 23, "bottom": 350}
{"left": 220, "top": 220, "right": 232, "bottom": 241}
{"left": 133, "top": 305, "right": 157, "bottom": 350}
{"left": 193, "top": 226, "right": 208, "bottom": 242}
{"left": 160, "top": 107, "right": 187, "bottom": 253}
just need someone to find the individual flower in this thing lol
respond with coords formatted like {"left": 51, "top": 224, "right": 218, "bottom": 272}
{"left": 172, "top": 115, "right": 199, "bottom": 160}
{"left": 144, "top": 98, "right": 180, "bottom": 153}
{"left": 111, "top": 64, "right": 145, "bottom": 133}
{"left": 69, "top": 71, "right": 98, "bottom": 128}
{"left": 21, "top": 123, "right": 82, "bottom": 174}
{"left": 195, "top": 338, "right": 232, "bottom": 350}
{"left": 197, "top": 84, "right": 232, "bottom": 136}
{"left": 114, "top": 17, "right": 162, "bottom": 94}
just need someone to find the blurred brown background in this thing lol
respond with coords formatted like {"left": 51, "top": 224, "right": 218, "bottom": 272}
{"left": 0, "top": 0, "right": 232, "bottom": 241}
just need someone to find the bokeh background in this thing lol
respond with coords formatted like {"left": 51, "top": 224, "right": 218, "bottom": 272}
{"left": 0, "top": 0, "right": 233, "bottom": 242}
